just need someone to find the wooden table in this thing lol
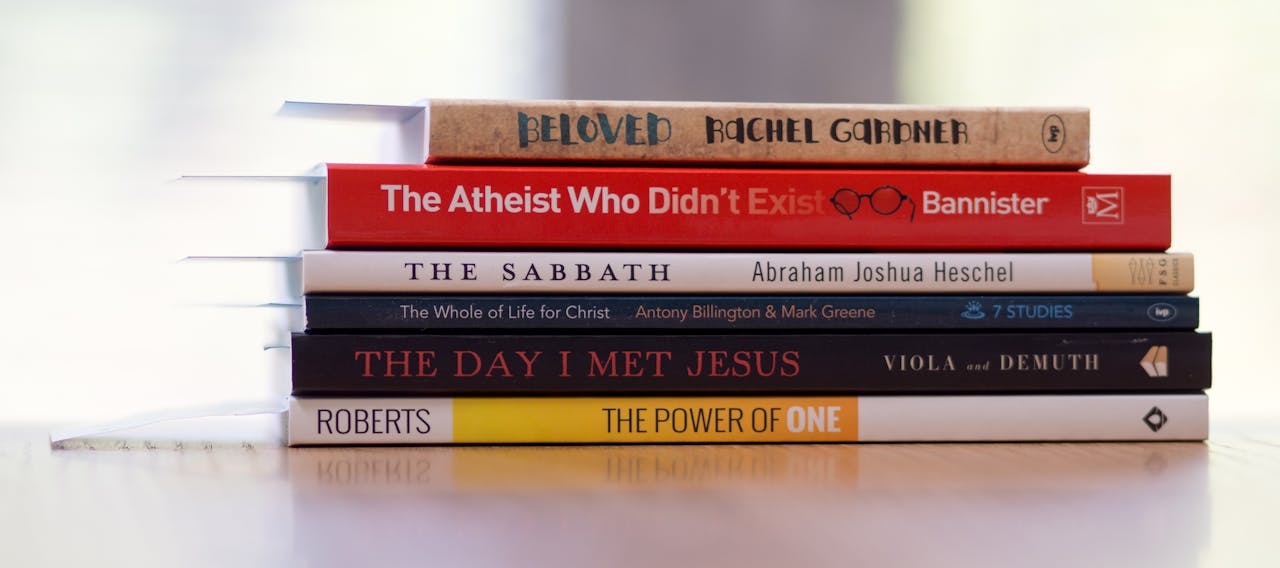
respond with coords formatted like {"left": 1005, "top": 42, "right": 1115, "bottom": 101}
{"left": 4, "top": 419, "right": 1278, "bottom": 567}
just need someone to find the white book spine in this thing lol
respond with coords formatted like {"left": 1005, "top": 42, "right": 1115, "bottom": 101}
{"left": 288, "top": 394, "right": 1207, "bottom": 445}
{"left": 301, "top": 251, "right": 1193, "bottom": 294}
{"left": 855, "top": 394, "right": 1206, "bottom": 441}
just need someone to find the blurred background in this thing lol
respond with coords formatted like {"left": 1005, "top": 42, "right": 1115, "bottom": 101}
{"left": 0, "top": 0, "right": 1273, "bottom": 426}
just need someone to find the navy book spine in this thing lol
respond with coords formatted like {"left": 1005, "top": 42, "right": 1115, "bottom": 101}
{"left": 302, "top": 295, "right": 1199, "bottom": 331}
{"left": 290, "top": 331, "right": 1212, "bottom": 395}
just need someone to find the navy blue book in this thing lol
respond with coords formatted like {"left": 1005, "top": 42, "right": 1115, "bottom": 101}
{"left": 302, "top": 295, "right": 1198, "bottom": 331}
{"left": 290, "top": 331, "right": 1212, "bottom": 396}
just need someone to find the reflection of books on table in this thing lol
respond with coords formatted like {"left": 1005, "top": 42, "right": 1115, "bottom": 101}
{"left": 285, "top": 442, "right": 1211, "bottom": 567}
{"left": 285, "top": 441, "right": 1209, "bottom": 493}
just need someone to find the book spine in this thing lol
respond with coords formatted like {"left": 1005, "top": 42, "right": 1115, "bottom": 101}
{"left": 326, "top": 165, "right": 1165, "bottom": 250}
{"left": 301, "top": 251, "right": 1194, "bottom": 294}
{"left": 303, "top": 295, "right": 1200, "bottom": 331}
{"left": 289, "top": 331, "right": 1212, "bottom": 395}
{"left": 424, "top": 100, "right": 1089, "bottom": 169}
{"left": 286, "top": 393, "right": 1207, "bottom": 445}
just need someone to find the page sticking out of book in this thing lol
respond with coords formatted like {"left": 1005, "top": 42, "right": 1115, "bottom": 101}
{"left": 49, "top": 400, "right": 288, "bottom": 450}
{"left": 277, "top": 100, "right": 428, "bottom": 165}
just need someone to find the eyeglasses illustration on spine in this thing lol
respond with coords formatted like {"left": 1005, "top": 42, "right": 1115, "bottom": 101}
{"left": 829, "top": 185, "right": 916, "bottom": 222}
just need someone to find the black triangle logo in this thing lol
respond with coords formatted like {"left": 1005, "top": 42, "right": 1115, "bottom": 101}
{"left": 1143, "top": 407, "right": 1168, "bottom": 432}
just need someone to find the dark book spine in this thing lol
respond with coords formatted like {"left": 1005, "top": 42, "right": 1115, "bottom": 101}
{"left": 290, "top": 331, "right": 1212, "bottom": 395}
{"left": 304, "top": 295, "right": 1198, "bottom": 331}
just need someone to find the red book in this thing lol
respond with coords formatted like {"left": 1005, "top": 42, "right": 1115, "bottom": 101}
{"left": 325, "top": 164, "right": 1169, "bottom": 251}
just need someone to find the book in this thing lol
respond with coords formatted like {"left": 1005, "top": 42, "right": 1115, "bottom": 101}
{"left": 303, "top": 294, "right": 1200, "bottom": 331}
{"left": 325, "top": 165, "right": 1166, "bottom": 250}
{"left": 289, "top": 331, "right": 1212, "bottom": 396}
{"left": 419, "top": 99, "right": 1089, "bottom": 168}
{"left": 301, "top": 251, "right": 1194, "bottom": 294}
{"left": 286, "top": 393, "right": 1208, "bottom": 444}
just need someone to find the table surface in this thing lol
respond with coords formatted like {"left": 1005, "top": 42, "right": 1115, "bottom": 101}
{"left": 4, "top": 418, "right": 1279, "bottom": 568}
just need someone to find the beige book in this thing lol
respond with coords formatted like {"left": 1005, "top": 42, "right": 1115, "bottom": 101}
{"left": 424, "top": 99, "right": 1089, "bottom": 168}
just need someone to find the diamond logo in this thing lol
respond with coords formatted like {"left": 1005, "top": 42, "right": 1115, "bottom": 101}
{"left": 1143, "top": 407, "right": 1168, "bottom": 432}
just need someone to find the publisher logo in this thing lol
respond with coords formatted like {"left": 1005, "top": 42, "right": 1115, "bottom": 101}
{"left": 829, "top": 185, "right": 916, "bottom": 222}
{"left": 960, "top": 301, "right": 986, "bottom": 320}
{"left": 1139, "top": 345, "right": 1169, "bottom": 378}
{"left": 1042, "top": 114, "right": 1066, "bottom": 153}
{"left": 1143, "top": 407, "right": 1168, "bottom": 432}
{"left": 1082, "top": 187, "right": 1124, "bottom": 224}
{"left": 1146, "top": 303, "right": 1178, "bottom": 322}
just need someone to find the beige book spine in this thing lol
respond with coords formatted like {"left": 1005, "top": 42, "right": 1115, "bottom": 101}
{"left": 425, "top": 99, "right": 1089, "bottom": 168}
{"left": 1092, "top": 253, "right": 1193, "bottom": 292}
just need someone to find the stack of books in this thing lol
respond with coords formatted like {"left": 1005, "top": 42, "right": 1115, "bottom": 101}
{"left": 287, "top": 99, "right": 1210, "bottom": 445}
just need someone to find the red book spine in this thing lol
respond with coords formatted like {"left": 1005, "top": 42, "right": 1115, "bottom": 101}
{"left": 325, "top": 164, "right": 1170, "bottom": 251}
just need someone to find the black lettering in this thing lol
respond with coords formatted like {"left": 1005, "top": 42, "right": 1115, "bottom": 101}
{"left": 317, "top": 409, "right": 333, "bottom": 434}
{"left": 517, "top": 112, "right": 538, "bottom": 147}
{"left": 355, "top": 409, "right": 369, "bottom": 434}
{"left": 599, "top": 113, "right": 624, "bottom": 144}
{"left": 558, "top": 113, "right": 574, "bottom": 145}
{"left": 647, "top": 113, "right": 671, "bottom": 144}
{"left": 953, "top": 119, "right": 968, "bottom": 144}
{"left": 334, "top": 409, "right": 352, "bottom": 434}
{"left": 415, "top": 408, "right": 432, "bottom": 434}
{"left": 831, "top": 118, "right": 852, "bottom": 142}
{"left": 405, "top": 262, "right": 423, "bottom": 280}
{"left": 576, "top": 115, "right": 599, "bottom": 143}
{"left": 706, "top": 116, "right": 725, "bottom": 143}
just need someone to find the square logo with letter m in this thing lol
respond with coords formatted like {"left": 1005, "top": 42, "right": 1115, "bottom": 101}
{"left": 1082, "top": 186, "right": 1124, "bottom": 224}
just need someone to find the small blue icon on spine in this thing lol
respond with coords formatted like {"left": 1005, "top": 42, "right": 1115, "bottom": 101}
{"left": 960, "top": 301, "right": 986, "bottom": 320}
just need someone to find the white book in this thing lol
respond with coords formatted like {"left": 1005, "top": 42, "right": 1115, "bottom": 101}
{"left": 301, "top": 250, "right": 1194, "bottom": 294}
{"left": 288, "top": 393, "right": 1208, "bottom": 445}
